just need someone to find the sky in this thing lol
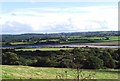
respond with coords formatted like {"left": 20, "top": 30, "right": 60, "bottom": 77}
{"left": 0, "top": 0, "right": 119, "bottom": 34}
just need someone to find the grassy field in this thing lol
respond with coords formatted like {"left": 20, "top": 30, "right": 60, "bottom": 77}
{"left": 15, "top": 47, "right": 73, "bottom": 51}
{"left": 7, "top": 36, "right": 120, "bottom": 46}
{"left": 1, "top": 65, "right": 119, "bottom": 79}
{"left": 10, "top": 42, "right": 32, "bottom": 45}
{"left": 68, "top": 36, "right": 120, "bottom": 43}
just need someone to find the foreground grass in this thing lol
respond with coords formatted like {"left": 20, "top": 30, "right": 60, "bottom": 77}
{"left": 15, "top": 47, "right": 73, "bottom": 51}
{"left": 2, "top": 65, "right": 119, "bottom": 79}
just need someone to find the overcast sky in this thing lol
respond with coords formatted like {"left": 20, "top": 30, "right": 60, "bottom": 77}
{"left": 0, "top": 0, "right": 118, "bottom": 34}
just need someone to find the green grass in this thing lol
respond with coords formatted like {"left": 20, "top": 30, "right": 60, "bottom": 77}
{"left": 1, "top": 65, "right": 119, "bottom": 79}
{"left": 10, "top": 42, "right": 31, "bottom": 45}
{"left": 15, "top": 47, "right": 73, "bottom": 51}
{"left": 63, "top": 36, "right": 120, "bottom": 44}
{"left": 62, "top": 36, "right": 119, "bottom": 43}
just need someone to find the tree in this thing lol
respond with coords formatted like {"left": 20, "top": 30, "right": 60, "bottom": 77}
{"left": 58, "top": 58, "right": 75, "bottom": 68}
{"left": 5, "top": 42, "right": 11, "bottom": 45}
{"left": 83, "top": 56, "right": 104, "bottom": 69}
{"left": 99, "top": 51, "right": 115, "bottom": 68}
{"left": 35, "top": 57, "right": 51, "bottom": 67}
{"left": 2, "top": 52, "right": 20, "bottom": 65}
{"left": 117, "top": 59, "right": 120, "bottom": 68}
{"left": 105, "top": 37, "right": 109, "bottom": 40}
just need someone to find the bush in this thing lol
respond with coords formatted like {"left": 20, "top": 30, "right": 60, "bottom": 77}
{"left": 99, "top": 52, "right": 115, "bottom": 68}
{"left": 83, "top": 56, "right": 104, "bottom": 69}
{"left": 34, "top": 57, "right": 51, "bottom": 67}
{"left": 2, "top": 52, "right": 20, "bottom": 65}
{"left": 58, "top": 59, "right": 75, "bottom": 68}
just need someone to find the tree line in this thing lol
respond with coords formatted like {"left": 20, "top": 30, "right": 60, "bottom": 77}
{"left": 2, "top": 47, "right": 120, "bottom": 69}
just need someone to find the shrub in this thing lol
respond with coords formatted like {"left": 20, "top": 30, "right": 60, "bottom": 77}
{"left": 83, "top": 56, "right": 104, "bottom": 69}
{"left": 2, "top": 52, "right": 20, "bottom": 65}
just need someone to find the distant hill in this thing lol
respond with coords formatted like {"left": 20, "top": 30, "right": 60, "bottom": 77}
{"left": 1, "top": 31, "right": 119, "bottom": 42}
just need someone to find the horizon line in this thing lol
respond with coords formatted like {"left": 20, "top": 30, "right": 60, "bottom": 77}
{"left": 1, "top": 30, "right": 119, "bottom": 35}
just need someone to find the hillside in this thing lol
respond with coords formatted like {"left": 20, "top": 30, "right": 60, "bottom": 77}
{"left": 2, "top": 31, "right": 119, "bottom": 42}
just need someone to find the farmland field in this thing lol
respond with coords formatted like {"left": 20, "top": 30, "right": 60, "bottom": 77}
{"left": 3, "top": 36, "right": 120, "bottom": 46}
{"left": 15, "top": 47, "right": 73, "bottom": 51}
{"left": 10, "top": 42, "right": 32, "bottom": 45}
{"left": 1, "top": 65, "right": 119, "bottom": 79}
{"left": 66, "top": 36, "right": 120, "bottom": 44}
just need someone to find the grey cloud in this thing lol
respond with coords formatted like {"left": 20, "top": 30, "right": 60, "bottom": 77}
{"left": 44, "top": 18, "right": 75, "bottom": 32}
{"left": 93, "top": 21, "right": 108, "bottom": 29}
{"left": 1, "top": 19, "right": 75, "bottom": 34}
{"left": 2, "top": 21, "right": 33, "bottom": 34}
{"left": 85, "top": 20, "right": 109, "bottom": 31}
{"left": 91, "top": 20, "right": 108, "bottom": 29}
